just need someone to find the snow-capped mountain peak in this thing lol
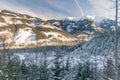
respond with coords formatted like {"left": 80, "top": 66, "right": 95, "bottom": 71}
{"left": 0, "top": 10, "right": 115, "bottom": 49}
{"left": 67, "top": 17, "right": 75, "bottom": 21}
{"left": 87, "top": 15, "right": 95, "bottom": 21}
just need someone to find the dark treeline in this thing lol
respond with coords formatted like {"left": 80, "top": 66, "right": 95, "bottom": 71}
{"left": 0, "top": 43, "right": 84, "bottom": 54}
{"left": 0, "top": 45, "right": 80, "bottom": 53}
{"left": 1, "top": 29, "right": 120, "bottom": 80}
{"left": 0, "top": 47, "right": 119, "bottom": 80}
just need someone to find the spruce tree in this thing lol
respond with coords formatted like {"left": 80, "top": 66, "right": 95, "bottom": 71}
{"left": 75, "top": 62, "right": 93, "bottom": 80}
{"left": 103, "top": 58, "right": 115, "bottom": 80}
{"left": 52, "top": 47, "right": 63, "bottom": 80}
{"left": 39, "top": 52, "right": 49, "bottom": 80}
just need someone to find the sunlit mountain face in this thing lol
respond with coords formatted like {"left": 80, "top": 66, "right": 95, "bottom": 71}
{"left": 0, "top": 9, "right": 115, "bottom": 48}
{"left": 0, "top": 0, "right": 115, "bottom": 48}
{"left": 0, "top": 0, "right": 116, "bottom": 51}
{"left": 0, "top": 0, "right": 114, "bottom": 20}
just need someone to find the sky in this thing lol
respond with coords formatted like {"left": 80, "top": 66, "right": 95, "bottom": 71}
{"left": 0, "top": 0, "right": 115, "bottom": 20}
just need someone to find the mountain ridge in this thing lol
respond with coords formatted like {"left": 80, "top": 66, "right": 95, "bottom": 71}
{"left": 0, "top": 10, "right": 115, "bottom": 49}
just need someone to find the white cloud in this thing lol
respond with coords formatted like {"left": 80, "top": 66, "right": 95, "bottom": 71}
{"left": 0, "top": 1, "right": 48, "bottom": 20}
{"left": 88, "top": 0, "right": 115, "bottom": 19}
{"left": 0, "top": 0, "right": 116, "bottom": 20}
{"left": 0, "top": 0, "right": 69, "bottom": 20}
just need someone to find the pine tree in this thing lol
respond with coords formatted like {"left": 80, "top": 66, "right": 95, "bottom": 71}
{"left": 75, "top": 63, "right": 82, "bottom": 80}
{"left": 20, "top": 60, "right": 29, "bottom": 80}
{"left": 65, "top": 56, "right": 71, "bottom": 71}
{"left": 75, "top": 62, "right": 93, "bottom": 80}
{"left": 6, "top": 57, "right": 21, "bottom": 80}
{"left": 52, "top": 47, "right": 63, "bottom": 80}
{"left": 39, "top": 52, "right": 49, "bottom": 80}
{"left": 0, "top": 36, "right": 17, "bottom": 80}
{"left": 103, "top": 58, "right": 115, "bottom": 80}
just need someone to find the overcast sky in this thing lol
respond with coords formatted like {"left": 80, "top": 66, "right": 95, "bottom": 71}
{"left": 0, "top": 0, "right": 115, "bottom": 20}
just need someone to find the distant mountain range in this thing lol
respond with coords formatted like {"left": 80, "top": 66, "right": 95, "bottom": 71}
{"left": 0, "top": 10, "right": 116, "bottom": 49}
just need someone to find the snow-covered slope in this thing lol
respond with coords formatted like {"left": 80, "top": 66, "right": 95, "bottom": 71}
{"left": 64, "top": 29, "right": 118, "bottom": 68}
{"left": 0, "top": 10, "right": 94, "bottom": 48}
{"left": 0, "top": 10, "right": 115, "bottom": 48}
{"left": 0, "top": 10, "right": 118, "bottom": 73}
{"left": 13, "top": 27, "right": 36, "bottom": 47}
{"left": 59, "top": 17, "right": 104, "bottom": 34}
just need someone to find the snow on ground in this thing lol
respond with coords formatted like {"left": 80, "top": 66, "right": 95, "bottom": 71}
{"left": 14, "top": 50, "right": 107, "bottom": 69}
{"left": 41, "top": 24, "right": 61, "bottom": 30}
{"left": 26, "top": 23, "right": 34, "bottom": 26}
{"left": 87, "top": 15, "right": 95, "bottom": 20}
{"left": 0, "top": 30, "right": 10, "bottom": 36}
{"left": 66, "top": 23, "right": 77, "bottom": 32}
{"left": 42, "top": 31, "right": 77, "bottom": 41}
{"left": 67, "top": 25, "right": 73, "bottom": 32}
{"left": 77, "top": 34, "right": 93, "bottom": 41}
{"left": 42, "top": 24, "right": 56, "bottom": 29}
{"left": 13, "top": 28, "right": 36, "bottom": 47}
{"left": 42, "top": 31, "right": 61, "bottom": 38}
{"left": 67, "top": 17, "right": 75, "bottom": 21}
{"left": 0, "top": 22, "right": 7, "bottom": 26}
{"left": 17, "top": 54, "right": 25, "bottom": 60}
{"left": 14, "top": 20, "right": 23, "bottom": 24}
{"left": 83, "top": 31, "right": 94, "bottom": 34}
{"left": 52, "top": 22, "right": 62, "bottom": 30}
{"left": 67, "top": 50, "right": 108, "bottom": 69}
{"left": 1, "top": 16, "right": 14, "bottom": 24}
{"left": 1, "top": 16, "right": 23, "bottom": 24}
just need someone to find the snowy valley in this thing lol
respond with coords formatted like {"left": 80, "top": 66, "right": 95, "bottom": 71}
{"left": 0, "top": 10, "right": 118, "bottom": 80}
